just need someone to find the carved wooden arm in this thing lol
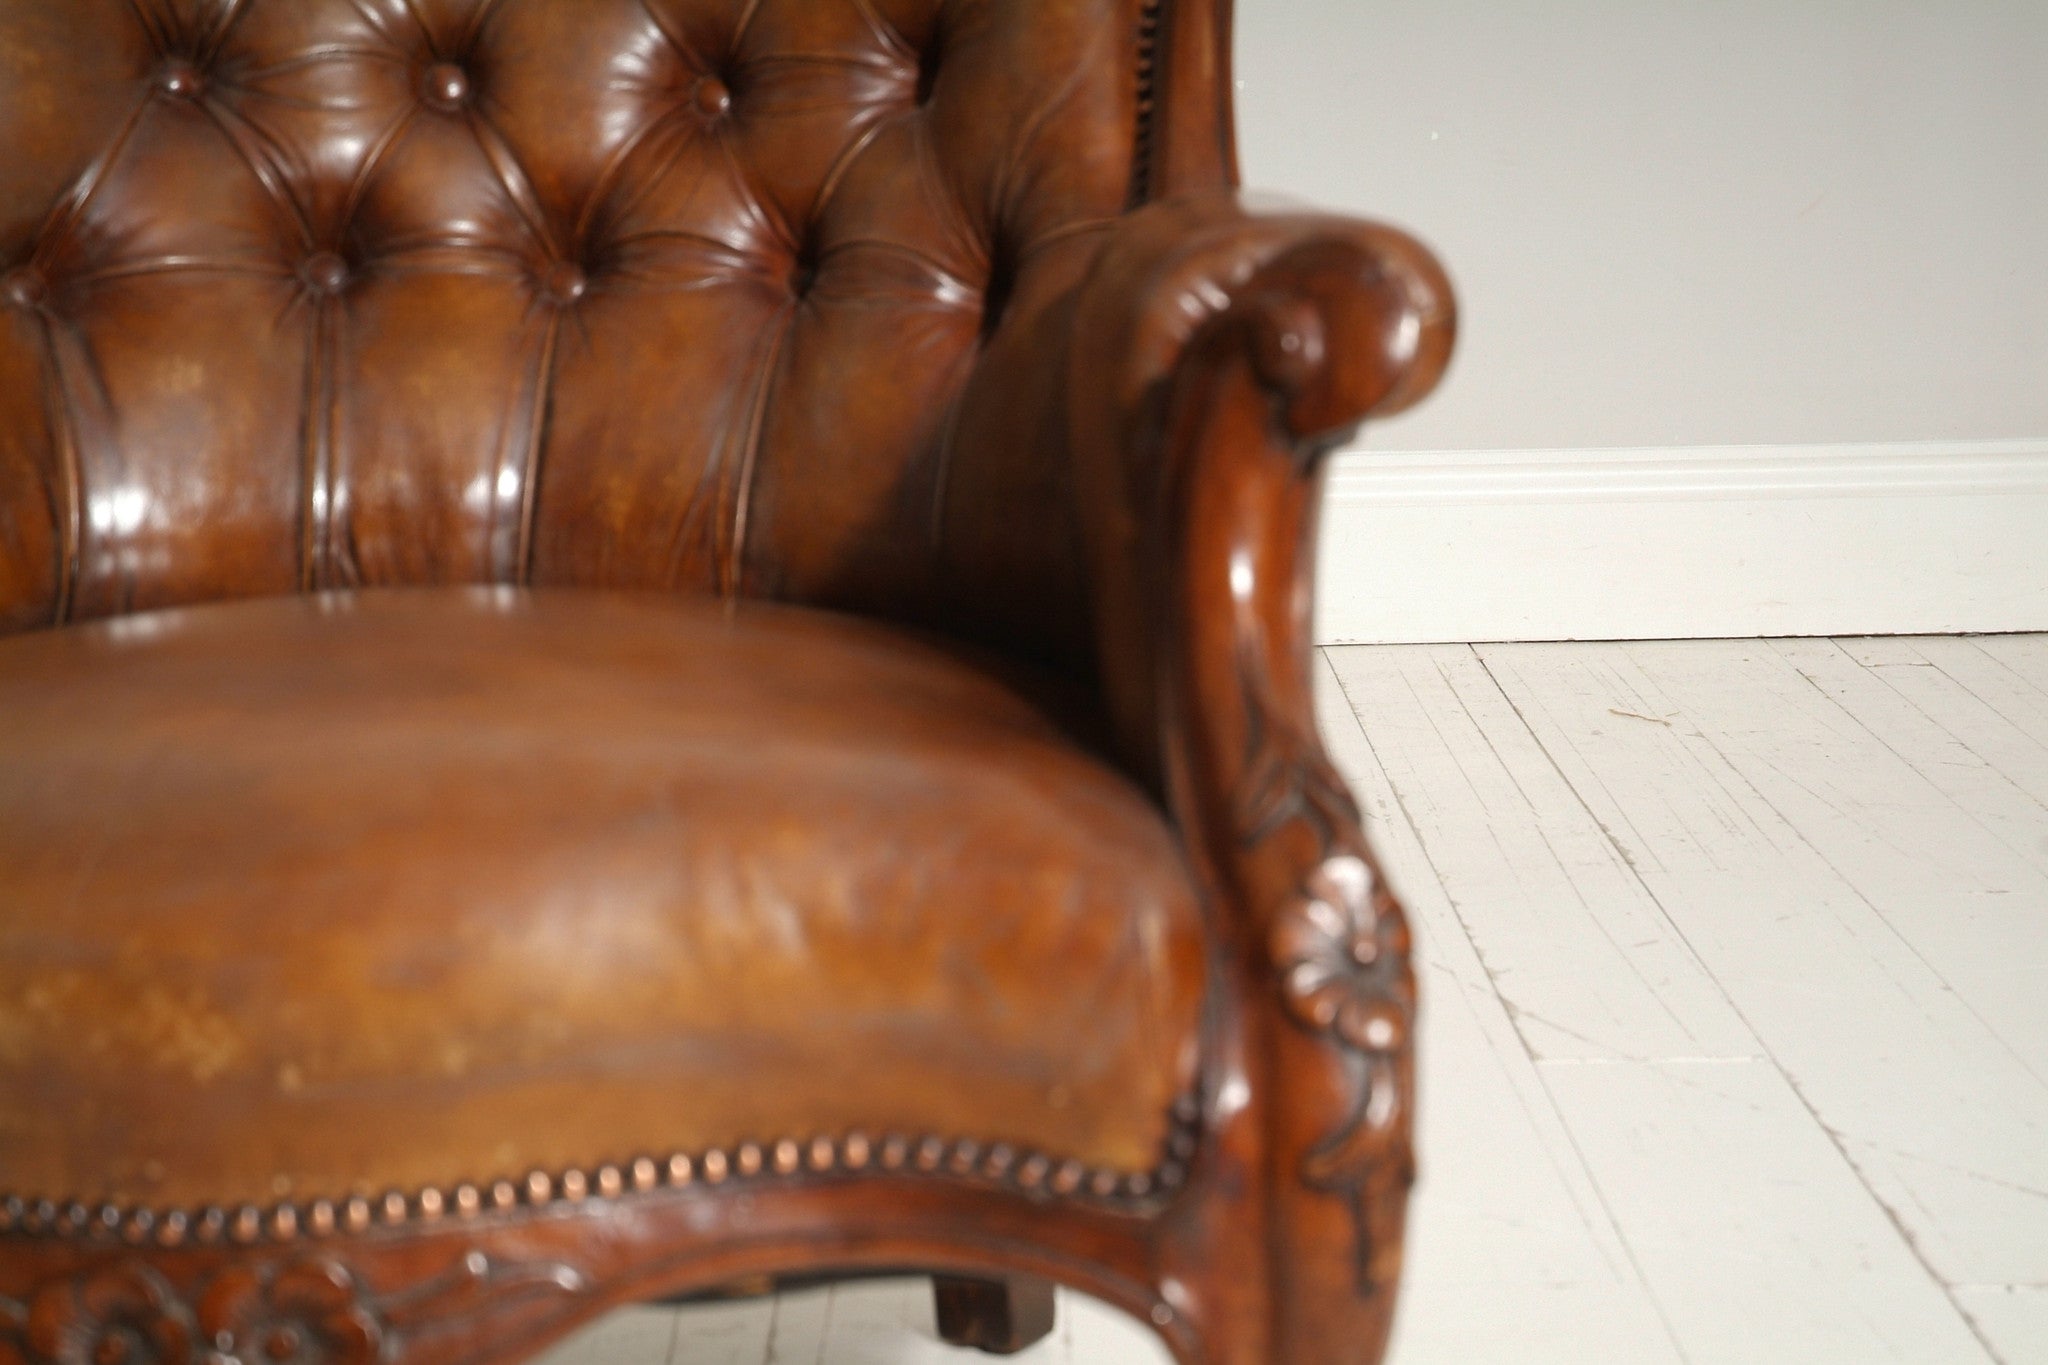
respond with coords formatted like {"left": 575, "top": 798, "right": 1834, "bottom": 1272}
{"left": 1063, "top": 192, "right": 1455, "bottom": 1349}
{"left": 1065, "top": 193, "right": 1455, "bottom": 803}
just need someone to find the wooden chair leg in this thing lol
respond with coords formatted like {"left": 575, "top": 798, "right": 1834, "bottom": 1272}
{"left": 933, "top": 1274, "right": 1057, "bottom": 1354}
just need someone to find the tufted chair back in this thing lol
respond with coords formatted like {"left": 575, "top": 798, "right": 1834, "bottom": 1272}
{"left": 0, "top": 0, "right": 1228, "bottom": 660}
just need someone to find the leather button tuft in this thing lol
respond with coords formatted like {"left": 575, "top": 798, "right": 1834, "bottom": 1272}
{"left": 421, "top": 62, "right": 470, "bottom": 110}
{"left": 541, "top": 261, "right": 587, "bottom": 305}
{"left": 157, "top": 57, "right": 204, "bottom": 100}
{"left": 691, "top": 76, "right": 732, "bottom": 120}
{"left": 301, "top": 252, "right": 350, "bottom": 295}
{"left": 2, "top": 268, "right": 45, "bottom": 311}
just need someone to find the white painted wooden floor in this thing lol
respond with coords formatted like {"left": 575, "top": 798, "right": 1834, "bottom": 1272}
{"left": 538, "top": 636, "right": 2048, "bottom": 1365}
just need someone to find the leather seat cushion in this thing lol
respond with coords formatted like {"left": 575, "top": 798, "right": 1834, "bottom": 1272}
{"left": 0, "top": 589, "right": 1206, "bottom": 1214}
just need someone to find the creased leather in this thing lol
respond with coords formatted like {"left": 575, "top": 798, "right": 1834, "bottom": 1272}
{"left": 0, "top": 0, "right": 1144, "bottom": 665}
{"left": 0, "top": 589, "right": 1207, "bottom": 1210}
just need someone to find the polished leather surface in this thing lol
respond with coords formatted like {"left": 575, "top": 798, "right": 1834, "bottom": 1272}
{"left": 0, "top": 588, "right": 1206, "bottom": 1210}
{"left": 0, "top": 1, "right": 1460, "bottom": 1356}
{"left": 0, "top": 0, "right": 1148, "bottom": 663}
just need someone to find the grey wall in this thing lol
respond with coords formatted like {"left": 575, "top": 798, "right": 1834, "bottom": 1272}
{"left": 1234, "top": 0, "right": 2048, "bottom": 452}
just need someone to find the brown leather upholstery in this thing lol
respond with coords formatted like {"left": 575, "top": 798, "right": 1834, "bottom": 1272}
{"left": 0, "top": 0, "right": 1141, "bottom": 661}
{"left": 0, "top": 1, "right": 1457, "bottom": 1357}
{"left": 0, "top": 588, "right": 1205, "bottom": 1211}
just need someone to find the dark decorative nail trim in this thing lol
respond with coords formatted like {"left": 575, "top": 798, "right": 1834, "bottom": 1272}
{"left": 1129, "top": 0, "right": 1166, "bottom": 207}
{"left": 0, "top": 1103, "right": 1201, "bottom": 1246}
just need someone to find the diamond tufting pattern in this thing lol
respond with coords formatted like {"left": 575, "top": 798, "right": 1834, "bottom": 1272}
{"left": 0, "top": 0, "right": 1146, "bottom": 647}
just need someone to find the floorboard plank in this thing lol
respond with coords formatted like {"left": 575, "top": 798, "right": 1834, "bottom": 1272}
{"left": 1318, "top": 657, "right": 1684, "bottom": 1364}
{"left": 1480, "top": 641, "right": 2048, "bottom": 1290}
{"left": 541, "top": 1307, "right": 687, "bottom": 1365}
{"left": 1967, "top": 635, "right": 2048, "bottom": 720}
{"left": 764, "top": 1280, "right": 1070, "bottom": 1364}
{"left": 640, "top": 1283, "right": 1130, "bottom": 1365}
{"left": 1844, "top": 636, "right": 2048, "bottom": 802}
{"left": 1541, "top": 1058, "right": 1993, "bottom": 1364}
{"left": 1326, "top": 644, "right": 1753, "bottom": 1063}
{"left": 1954, "top": 1285, "right": 2048, "bottom": 1365}
{"left": 1059, "top": 1289, "right": 1169, "bottom": 1365}
{"left": 1761, "top": 637, "right": 2048, "bottom": 1074}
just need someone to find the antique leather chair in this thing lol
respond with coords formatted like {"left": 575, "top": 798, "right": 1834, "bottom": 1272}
{"left": 0, "top": 2, "right": 1453, "bottom": 1362}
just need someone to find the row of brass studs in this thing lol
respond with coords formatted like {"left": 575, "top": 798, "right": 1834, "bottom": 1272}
{"left": 0, "top": 1105, "right": 1203, "bottom": 1247}
{"left": 1129, "top": 0, "right": 1167, "bottom": 207}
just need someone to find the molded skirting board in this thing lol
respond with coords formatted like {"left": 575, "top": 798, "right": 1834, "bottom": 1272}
{"left": 1314, "top": 440, "right": 2048, "bottom": 644}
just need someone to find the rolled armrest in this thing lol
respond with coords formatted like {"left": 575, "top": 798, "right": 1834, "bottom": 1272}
{"left": 1063, "top": 192, "right": 1456, "bottom": 794}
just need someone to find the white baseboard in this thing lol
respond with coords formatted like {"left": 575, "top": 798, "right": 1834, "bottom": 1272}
{"left": 1314, "top": 440, "right": 2048, "bottom": 644}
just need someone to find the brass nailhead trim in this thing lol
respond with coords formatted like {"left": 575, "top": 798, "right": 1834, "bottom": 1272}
{"left": 231, "top": 1206, "right": 262, "bottom": 1243}
{"left": 1129, "top": 0, "right": 1167, "bottom": 206}
{"left": 914, "top": 1136, "right": 945, "bottom": 1173}
{"left": 0, "top": 1103, "right": 1202, "bottom": 1246}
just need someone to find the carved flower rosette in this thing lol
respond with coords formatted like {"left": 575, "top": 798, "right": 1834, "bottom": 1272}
{"left": 1, "top": 1252, "right": 584, "bottom": 1365}
{"left": 1267, "top": 853, "right": 1414, "bottom": 1193}
{"left": 194, "top": 1262, "right": 381, "bottom": 1365}
{"left": 15, "top": 1266, "right": 191, "bottom": 1365}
